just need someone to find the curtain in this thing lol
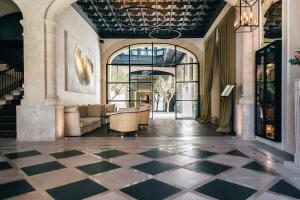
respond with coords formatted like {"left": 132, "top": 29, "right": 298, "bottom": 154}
{"left": 216, "top": 8, "right": 236, "bottom": 132}
{"left": 199, "top": 30, "right": 216, "bottom": 122}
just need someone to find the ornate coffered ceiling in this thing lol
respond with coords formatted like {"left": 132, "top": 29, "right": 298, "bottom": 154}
{"left": 73, "top": 0, "right": 226, "bottom": 38}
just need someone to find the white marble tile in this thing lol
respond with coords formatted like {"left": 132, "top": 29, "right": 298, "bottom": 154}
{"left": 156, "top": 168, "right": 211, "bottom": 189}
{"left": 30, "top": 168, "right": 87, "bottom": 190}
{"left": 11, "top": 154, "right": 56, "bottom": 168}
{"left": 221, "top": 168, "right": 277, "bottom": 190}
{"left": 92, "top": 168, "right": 149, "bottom": 189}
{"left": 84, "top": 191, "right": 131, "bottom": 200}
{"left": 206, "top": 154, "right": 251, "bottom": 167}
{"left": 58, "top": 154, "right": 102, "bottom": 167}
{"left": 110, "top": 154, "right": 152, "bottom": 167}
{"left": 158, "top": 154, "right": 199, "bottom": 166}
{"left": 255, "top": 192, "right": 294, "bottom": 200}
{"left": 172, "top": 192, "right": 211, "bottom": 200}
{"left": 0, "top": 169, "right": 24, "bottom": 184}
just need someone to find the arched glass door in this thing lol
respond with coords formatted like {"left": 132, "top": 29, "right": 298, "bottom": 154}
{"left": 106, "top": 43, "right": 199, "bottom": 119}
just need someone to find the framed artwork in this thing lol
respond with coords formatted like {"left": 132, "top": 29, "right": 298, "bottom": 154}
{"left": 65, "top": 30, "right": 96, "bottom": 94}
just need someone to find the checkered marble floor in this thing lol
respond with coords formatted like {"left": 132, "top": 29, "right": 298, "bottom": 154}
{"left": 0, "top": 137, "right": 299, "bottom": 200}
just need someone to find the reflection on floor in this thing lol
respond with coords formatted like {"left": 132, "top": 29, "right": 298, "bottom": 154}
{"left": 152, "top": 112, "right": 175, "bottom": 119}
{"left": 0, "top": 137, "right": 299, "bottom": 200}
{"left": 84, "top": 119, "right": 229, "bottom": 137}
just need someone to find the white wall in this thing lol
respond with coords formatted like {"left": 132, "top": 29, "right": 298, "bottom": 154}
{"left": 56, "top": 7, "right": 101, "bottom": 105}
{"left": 282, "top": 0, "right": 300, "bottom": 154}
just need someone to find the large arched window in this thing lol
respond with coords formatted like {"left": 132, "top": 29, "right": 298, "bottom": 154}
{"left": 106, "top": 43, "right": 199, "bottom": 119}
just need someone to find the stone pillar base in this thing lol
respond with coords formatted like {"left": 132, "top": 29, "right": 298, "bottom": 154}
{"left": 239, "top": 97, "right": 255, "bottom": 140}
{"left": 17, "top": 105, "right": 64, "bottom": 141}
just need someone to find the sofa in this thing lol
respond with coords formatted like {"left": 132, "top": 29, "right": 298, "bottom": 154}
{"left": 64, "top": 105, "right": 102, "bottom": 136}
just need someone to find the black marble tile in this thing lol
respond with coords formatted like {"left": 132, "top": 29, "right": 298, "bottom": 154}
{"left": 5, "top": 150, "right": 41, "bottom": 160}
{"left": 50, "top": 150, "right": 84, "bottom": 159}
{"left": 21, "top": 161, "right": 65, "bottom": 176}
{"left": 121, "top": 179, "right": 181, "bottom": 200}
{"left": 226, "top": 149, "right": 249, "bottom": 158}
{"left": 47, "top": 179, "right": 108, "bottom": 200}
{"left": 95, "top": 149, "right": 128, "bottom": 159}
{"left": 0, "top": 161, "right": 13, "bottom": 170}
{"left": 0, "top": 179, "right": 35, "bottom": 199}
{"left": 76, "top": 161, "right": 120, "bottom": 175}
{"left": 139, "top": 149, "right": 173, "bottom": 159}
{"left": 181, "top": 148, "right": 217, "bottom": 159}
{"left": 242, "top": 161, "right": 274, "bottom": 174}
{"left": 186, "top": 160, "right": 232, "bottom": 175}
{"left": 132, "top": 160, "right": 176, "bottom": 175}
{"left": 269, "top": 180, "right": 300, "bottom": 199}
{"left": 195, "top": 179, "right": 257, "bottom": 200}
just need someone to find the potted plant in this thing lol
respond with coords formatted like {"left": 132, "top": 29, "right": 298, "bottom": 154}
{"left": 289, "top": 49, "right": 300, "bottom": 65}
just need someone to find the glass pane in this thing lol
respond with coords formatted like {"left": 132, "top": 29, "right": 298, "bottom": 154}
{"left": 107, "top": 65, "right": 129, "bottom": 83}
{"left": 110, "top": 47, "right": 129, "bottom": 64}
{"left": 176, "top": 83, "right": 198, "bottom": 100}
{"left": 176, "top": 101, "right": 198, "bottom": 118}
{"left": 266, "top": 63, "right": 275, "bottom": 82}
{"left": 264, "top": 104, "right": 275, "bottom": 121}
{"left": 265, "top": 122, "right": 275, "bottom": 140}
{"left": 176, "top": 46, "right": 198, "bottom": 64}
{"left": 266, "top": 83, "right": 275, "bottom": 101}
{"left": 257, "top": 83, "right": 264, "bottom": 101}
{"left": 176, "top": 64, "right": 198, "bottom": 82}
{"left": 107, "top": 83, "right": 129, "bottom": 101}
{"left": 153, "top": 44, "right": 175, "bottom": 66}
{"left": 130, "top": 44, "right": 152, "bottom": 65}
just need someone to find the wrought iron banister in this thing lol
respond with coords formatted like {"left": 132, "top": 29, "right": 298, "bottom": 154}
{"left": 0, "top": 67, "right": 24, "bottom": 98}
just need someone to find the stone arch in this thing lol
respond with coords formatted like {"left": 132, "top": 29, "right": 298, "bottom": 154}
{"left": 100, "top": 39, "right": 203, "bottom": 102}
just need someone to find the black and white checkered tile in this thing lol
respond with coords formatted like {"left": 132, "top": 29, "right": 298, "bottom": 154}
{"left": 0, "top": 146, "right": 299, "bottom": 200}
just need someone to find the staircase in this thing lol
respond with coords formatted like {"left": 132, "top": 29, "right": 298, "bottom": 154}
{"left": 0, "top": 66, "right": 24, "bottom": 138}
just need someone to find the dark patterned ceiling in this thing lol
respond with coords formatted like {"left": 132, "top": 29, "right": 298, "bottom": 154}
{"left": 73, "top": 0, "right": 226, "bottom": 39}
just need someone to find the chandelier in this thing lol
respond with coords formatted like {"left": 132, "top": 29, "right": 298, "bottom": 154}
{"left": 234, "top": 0, "right": 259, "bottom": 33}
{"left": 116, "top": 5, "right": 166, "bottom": 29}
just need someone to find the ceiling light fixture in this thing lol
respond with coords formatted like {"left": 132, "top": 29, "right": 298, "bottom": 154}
{"left": 149, "top": 29, "right": 181, "bottom": 39}
{"left": 116, "top": 6, "right": 166, "bottom": 29}
{"left": 234, "top": 0, "right": 259, "bottom": 33}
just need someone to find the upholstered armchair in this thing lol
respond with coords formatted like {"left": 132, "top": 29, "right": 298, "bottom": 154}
{"left": 109, "top": 111, "right": 139, "bottom": 134}
{"left": 138, "top": 110, "right": 150, "bottom": 128}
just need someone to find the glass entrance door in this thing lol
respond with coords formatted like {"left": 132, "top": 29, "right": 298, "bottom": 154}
{"left": 175, "top": 63, "right": 199, "bottom": 119}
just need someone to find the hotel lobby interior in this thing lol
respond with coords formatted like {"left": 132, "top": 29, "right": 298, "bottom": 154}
{"left": 1, "top": 0, "right": 300, "bottom": 199}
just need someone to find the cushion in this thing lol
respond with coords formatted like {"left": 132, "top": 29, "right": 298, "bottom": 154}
{"left": 78, "top": 106, "right": 88, "bottom": 118}
{"left": 106, "top": 104, "right": 116, "bottom": 113}
{"left": 87, "top": 104, "right": 101, "bottom": 117}
{"left": 100, "top": 104, "right": 106, "bottom": 116}
{"left": 80, "top": 117, "right": 100, "bottom": 127}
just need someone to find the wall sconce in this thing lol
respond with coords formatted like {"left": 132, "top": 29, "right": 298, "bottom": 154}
{"left": 234, "top": 0, "right": 259, "bottom": 33}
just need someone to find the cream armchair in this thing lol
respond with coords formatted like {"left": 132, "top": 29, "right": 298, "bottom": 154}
{"left": 138, "top": 110, "right": 150, "bottom": 128}
{"left": 109, "top": 111, "right": 139, "bottom": 134}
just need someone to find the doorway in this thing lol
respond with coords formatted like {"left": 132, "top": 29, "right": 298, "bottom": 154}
{"left": 106, "top": 43, "right": 199, "bottom": 119}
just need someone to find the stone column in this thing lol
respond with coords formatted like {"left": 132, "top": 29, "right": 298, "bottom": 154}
{"left": 295, "top": 79, "right": 300, "bottom": 165}
{"left": 45, "top": 19, "right": 58, "bottom": 105}
{"left": 238, "top": 32, "right": 256, "bottom": 140}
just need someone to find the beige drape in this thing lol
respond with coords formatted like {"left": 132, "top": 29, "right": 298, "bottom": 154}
{"left": 216, "top": 8, "right": 236, "bottom": 132}
{"left": 199, "top": 30, "right": 216, "bottom": 122}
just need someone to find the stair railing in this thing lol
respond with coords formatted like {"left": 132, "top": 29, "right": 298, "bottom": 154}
{"left": 0, "top": 68, "right": 24, "bottom": 99}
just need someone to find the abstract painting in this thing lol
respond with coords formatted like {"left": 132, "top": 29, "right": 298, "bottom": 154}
{"left": 65, "top": 31, "right": 96, "bottom": 94}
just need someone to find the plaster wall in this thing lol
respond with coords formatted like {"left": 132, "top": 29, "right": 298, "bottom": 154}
{"left": 56, "top": 6, "right": 101, "bottom": 106}
{"left": 281, "top": 0, "right": 300, "bottom": 154}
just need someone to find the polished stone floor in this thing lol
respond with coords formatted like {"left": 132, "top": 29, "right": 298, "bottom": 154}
{"left": 85, "top": 119, "right": 229, "bottom": 137}
{"left": 0, "top": 137, "right": 299, "bottom": 200}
